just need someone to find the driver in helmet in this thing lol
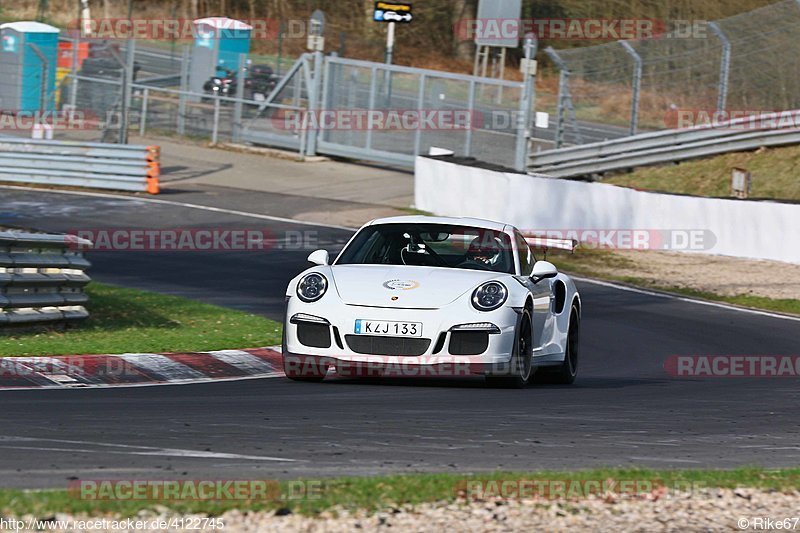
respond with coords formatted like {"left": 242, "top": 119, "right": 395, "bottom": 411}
{"left": 460, "top": 236, "right": 501, "bottom": 268}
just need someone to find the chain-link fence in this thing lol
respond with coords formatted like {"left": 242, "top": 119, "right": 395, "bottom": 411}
{"left": 546, "top": 0, "right": 800, "bottom": 147}
{"left": 5, "top": 31, "right": 535, "bottom": 170}
{"left": 319, "top": 56, "right": 527, "bottom": 168}
{"left": 46, "top": 38, "right": 306, "bottom": 149}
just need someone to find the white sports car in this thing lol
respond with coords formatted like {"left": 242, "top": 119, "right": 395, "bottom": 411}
{"left": 283, "top": 216, "right": 581, "bottom": 387}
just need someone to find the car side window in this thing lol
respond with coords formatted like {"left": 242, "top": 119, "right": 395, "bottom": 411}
{"left": 515, "top": 231, "right": 535, "bottom": 276}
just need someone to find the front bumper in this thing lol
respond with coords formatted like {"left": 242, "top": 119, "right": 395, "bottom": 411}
{"left": 284, "top": 296, "right": 519, "bottom": 376}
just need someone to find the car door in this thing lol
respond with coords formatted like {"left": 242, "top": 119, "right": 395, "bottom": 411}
{"left": 514, "top": 231, "right": 551, "bottom": 352}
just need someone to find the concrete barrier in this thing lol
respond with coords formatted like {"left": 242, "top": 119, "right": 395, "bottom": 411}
{"left": 414, "top": 156, "right": 800, "bottom": 264}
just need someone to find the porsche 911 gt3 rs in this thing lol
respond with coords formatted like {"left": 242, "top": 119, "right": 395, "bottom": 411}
{"left": 283, "top": 216, "right": 581, "bottom": 387}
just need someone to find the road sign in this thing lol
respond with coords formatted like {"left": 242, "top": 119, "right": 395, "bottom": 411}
{"left": 308, "top": 10, "right": 326, "bottom": 51}
{"left": 374, "top": 2, "right": 413, "bottom": 23}
{"left": 310, "top": 9, "right": 326, "bottom": 35}
{"left": 476, "top": 0, "right": 522, "bottom": 48}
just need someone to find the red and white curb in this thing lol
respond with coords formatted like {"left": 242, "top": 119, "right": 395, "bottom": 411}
{"left": 0, "top": 347, "right": 284, "bottom": 390}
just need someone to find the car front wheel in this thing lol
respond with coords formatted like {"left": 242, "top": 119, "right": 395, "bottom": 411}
{"left": 486, "top": 307, "right": 533, "bottom": 389}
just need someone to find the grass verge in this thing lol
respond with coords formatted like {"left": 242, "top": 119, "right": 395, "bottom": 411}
{"left": 548, "top": 249, "right": 800, "bottom": 316}
{"left": 603, "top": 145, "right": 800, "bottom": 201}
{"left": 0, "top": 468, "right": 798, "bottom": 517}
{"left": 0, "top": 283, "right": 282, "bottom": 357}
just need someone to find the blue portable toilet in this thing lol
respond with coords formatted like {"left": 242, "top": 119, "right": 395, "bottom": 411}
{"left": 188, "top": 17, "right": 252, "bottom": 95}
{"left": 0, "top": 21, "right": 60, "bottom": 112}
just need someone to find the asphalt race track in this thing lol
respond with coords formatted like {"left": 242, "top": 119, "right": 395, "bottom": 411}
{"left": 1, "top": 187, "right": 798, "bottom": 489}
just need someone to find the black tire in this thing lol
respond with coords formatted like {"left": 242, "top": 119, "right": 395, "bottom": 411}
{"left": 486, "top": 308, "right": 533, "bottom": 389}
{"left": 535, "top": 306, "right": 579, "bottom": 385}
{"left": 282, "top": 327, "right": 326, "bottom": 382}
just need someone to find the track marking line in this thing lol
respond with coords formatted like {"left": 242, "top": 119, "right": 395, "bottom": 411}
{"left": 573, "top": 276, "right": 800, "bottom": 322}
{"left": 627, "top": 456, "right": 702, "bottom": 464}
{"left": 0, "top": 184, "right": 357, "bottom": 231}
{"left": 0, "top": 374, "right": 284, "bottom": 392}
{"left": 0, "top": 436, "right": 300, "bottom": 462}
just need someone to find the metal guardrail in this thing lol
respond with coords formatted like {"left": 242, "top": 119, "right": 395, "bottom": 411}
{"left": 0, "top": 230, "right": 92, "bottom": 327}
{"left": 528, "top": 111, "right": 800, "bottom": 178}
{"left": 0, "top": 138, "right": 160, "bottom": 193}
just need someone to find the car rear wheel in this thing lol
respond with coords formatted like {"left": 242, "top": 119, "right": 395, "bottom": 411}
{"left": 486, "top": 308, "right": 532, "bottom": 389}
{"left": 535, "top": 306, "right": 579, "bottom": 385}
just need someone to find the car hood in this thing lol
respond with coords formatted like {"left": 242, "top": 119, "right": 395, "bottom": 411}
{"left": 330, "top": 265, "right": 505, "bottom": 309}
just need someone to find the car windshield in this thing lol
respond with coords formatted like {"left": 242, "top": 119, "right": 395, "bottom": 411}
{"left": 335, "top": 223, "right": 515, "bottom": 274}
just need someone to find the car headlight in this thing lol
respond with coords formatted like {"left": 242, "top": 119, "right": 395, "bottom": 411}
{"left": 471, "top": 281, "right": 507, "bottom": 311}
{"left": 297, "top": 272, "right": 328, "bottom": 302}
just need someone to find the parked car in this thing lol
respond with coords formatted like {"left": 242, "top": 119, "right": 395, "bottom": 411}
{"left": 202, "top": 64, "right": 279, "bottom": 102}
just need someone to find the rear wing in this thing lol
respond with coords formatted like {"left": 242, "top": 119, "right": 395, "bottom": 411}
{"left": 524, "top": 236, "right": 579, "bottom": 257}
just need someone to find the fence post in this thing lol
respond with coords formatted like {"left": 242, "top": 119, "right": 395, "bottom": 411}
{"left": 365, "top": 66, "right": 378, "bottom": 151}
{"left": 211, "top": 96, "right": 221, "bottom": 145}
{"left": 232, "top": 53, "right": 247, "bottom": 143}
{"left": 69, "top": 36, "right": 79, "bottom": 110}
{"left": 465, "top": 79, "right": 475, "bottom": 156}
{"left": 545, "top": 47, "right": 567, "bottom": 149}
{"left": 305, "top": 50, "right": 324, "bottom": 156}
{"left": 177, "top": 45, "right": 189, "bottom": 136}
{"left": 619, "top": 41, "right": 641, "bottom": 136}
{"left": 139, "top": 87, "right": 149, "bottom": 137}
{"left": 414, "top": 73, "right": 426, "bottom": 156}
{"left": 708, "top": 22, "right": 730, "bottom": 114}
{"left": 514, "top": 34, "right": 537, "bottom": 172}
{"left": 119, "top": 38, "right": 135, "bottom": 144}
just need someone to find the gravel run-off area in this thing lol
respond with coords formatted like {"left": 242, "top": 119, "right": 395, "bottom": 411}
{"left": 13, "top": 488, "right": 800, "bottom": 532}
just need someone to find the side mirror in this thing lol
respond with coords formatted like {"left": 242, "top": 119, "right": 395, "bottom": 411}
{"left": 531, "top": 260, "right": 558, "bottom": 283}
{"left": 307, "top": 249, "right": 329, "bottom": 266}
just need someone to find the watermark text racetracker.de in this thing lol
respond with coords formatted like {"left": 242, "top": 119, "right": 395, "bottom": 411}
{"left": 523, "top": 229, "right": 716, "bottom": 251}
{"left": 665, "top": 109, "right": 800, "bottom": 130}
{"left": 665, "top": 356, "right": 800, "bottom": 378}
{"left": 66, "top": 229, "right": 321, "bottom": 252}
{"left": 0, "top": 110, "right": 96, "bottom": 131}
{"left": 453, "top": 18, "right": 711, "bottom": 42}
{"left": 70, "top": 17, "right": 338, "bottom": 40}
{"left": 274, "top": 109, "right": 510, "bottom": 132}
{"left": 455, "top": 478, "right": 705, "bottom": 500}
{"left": 71, "top": 479, "right": 322, "bottom": 501}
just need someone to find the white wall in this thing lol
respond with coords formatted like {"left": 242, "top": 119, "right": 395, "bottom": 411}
{"left": 415, "top": 156, "right": 800, "bottom": 264}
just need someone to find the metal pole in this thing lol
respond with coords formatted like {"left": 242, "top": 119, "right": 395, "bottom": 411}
{"left": 211, "top": 96, "right": 221, "bottom": 144}
{"left": 305, "top": 50, "right": 324, "bottom": 155}
{"left": 119, "top": 38, "right": 135, "bottom": 144}
{"left": 414, "top": 73, "right": 426, "bottom": 156}
{"left": 69, "top": 36, "right": 79, "bottom": 110}
{"left": 495, "top": 48, "right": 506, "bottom": 104}
{"left": 177, "top": 45, "right": 189, "bottom": 135}
{"left": 619, "top": 40, "right": 641, "bottom": 136}
{"left": 277, "top": 21, "right": 284, "bottom": 77}
{"left": 139, "top": 87, "right": 149, "bottom": 137}
{"left": 545, "top": 46, "right": 566, "bottom": 148}
{"left": 708, "top": 22, "right": 730, "bottom": 114}
{"left": 514, "top": 35, "right": 537, "bottom": 172}
{"left": 465, "top": 79, "right": 475, "bottom": 156}
{"left": 232, "top": 53, "right": 247, "bottom": 143}
{"left": 385, "top": 22, "right": 395, "bottom": 64}
{"left": 365, "top": 66, "right": 378, "bottom": 150}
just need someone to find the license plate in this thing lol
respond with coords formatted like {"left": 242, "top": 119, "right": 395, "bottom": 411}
{"left": 354, "top": 319, "right": 422, "bottom": 337}
{"left": 253, "top": 93, "right": 266, "bottom": 101}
